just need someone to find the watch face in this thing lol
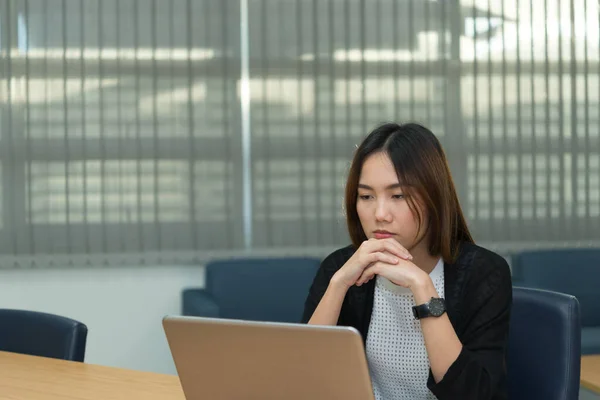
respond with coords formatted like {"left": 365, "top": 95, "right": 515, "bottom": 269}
{"left": 429, "top": 298, "right": 446, "bottom": 317}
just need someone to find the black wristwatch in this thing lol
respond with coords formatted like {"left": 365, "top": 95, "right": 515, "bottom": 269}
{"left": 412, "top": 297, "right": 446, "bottom": 319}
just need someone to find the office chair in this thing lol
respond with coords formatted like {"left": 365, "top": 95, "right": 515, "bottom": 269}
{"left": 508, "top": 287, "right": 581, "bottom": 400}
{"left": 182, "top": 257, "right": 321, "bottom": 323}
{"left": 0, "top": 309, "right": 88, "bottom": 362}
{"left": 512, "top": 248, "right": 600, "bottom": 354}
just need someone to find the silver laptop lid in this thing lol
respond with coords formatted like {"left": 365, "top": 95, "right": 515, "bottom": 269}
{"left": 163, "top": 316, "right": 374, "bottom": 400}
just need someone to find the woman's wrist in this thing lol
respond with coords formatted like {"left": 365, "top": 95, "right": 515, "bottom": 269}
{"left": 410, "top": 274, "right": 438, "bottom": 305}
{"left": 330, "top": 274, "right": 352, "bottom": 292}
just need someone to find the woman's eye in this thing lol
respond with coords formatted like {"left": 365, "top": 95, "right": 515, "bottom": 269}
{"left": 392, "top": 194, "right": 405, "bottom": 199}
{"left": 358, "top": 195, "right": 372, "bottom": 200}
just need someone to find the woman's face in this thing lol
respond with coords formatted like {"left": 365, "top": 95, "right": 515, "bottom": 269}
{"left": 356, "top": 152, "right": 428, "bottom": 251}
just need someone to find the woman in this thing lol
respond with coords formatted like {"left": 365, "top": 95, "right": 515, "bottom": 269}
{"left": 302, "top": 123, "right": 512, "bottom": 400}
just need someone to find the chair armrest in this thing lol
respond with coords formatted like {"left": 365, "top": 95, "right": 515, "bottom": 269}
{"left": 512, "top": 280, "right": 527, "bottom": 289}
{"left": 182, "top": 289, "right": 220, "bottom": 318}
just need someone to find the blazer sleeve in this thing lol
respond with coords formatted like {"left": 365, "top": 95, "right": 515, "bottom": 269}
{"left": 427, "top": 258, "right": 512, "bottom": 400}
{"left": 301, "top": 250, "right": 347, "bottom": 324}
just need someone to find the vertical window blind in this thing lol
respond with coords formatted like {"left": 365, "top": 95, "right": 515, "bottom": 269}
{"left": 0, "top": 0, "right": 598, "bottom": 267}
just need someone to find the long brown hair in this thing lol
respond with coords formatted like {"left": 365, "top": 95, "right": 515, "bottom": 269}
{"left": 345, "top": 122, "right": 473, "bottom": 263}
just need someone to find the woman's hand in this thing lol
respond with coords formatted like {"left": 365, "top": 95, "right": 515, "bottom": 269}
{"left": 355, "top": 257, "right": 429, "bottom": 289}
{"left": 331, "top": 238, "right": 413, "bottom": 289}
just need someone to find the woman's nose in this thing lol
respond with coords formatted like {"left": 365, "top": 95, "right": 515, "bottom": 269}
{"left": 375, "top": 201, "right": 391, "bottom": 221}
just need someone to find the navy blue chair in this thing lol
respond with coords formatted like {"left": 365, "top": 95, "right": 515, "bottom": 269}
{"left": 508, "top": 287, "right": 581, "bottom": 400}
{"left": 0, "top": 309, "right": 88, "bottom": 362}
{"left": 511, "top": 248, "right": 600, "bottom": 354}
{"left": 182, "top": 257, "right": 321, "bottom": 323}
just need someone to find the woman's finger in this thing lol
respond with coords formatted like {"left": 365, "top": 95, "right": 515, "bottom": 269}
{"left": 367, "top": 251, "right": 398, "bottom": 265}
{"left": 374, "top": 238, "right": 412, "bottom": 260}
{"left": 356, "top": 264, "right": 379, "bottom": 286}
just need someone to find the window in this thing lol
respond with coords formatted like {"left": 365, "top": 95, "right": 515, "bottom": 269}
{"left": 0, "top": 0, "right": 598, "bottom": 267}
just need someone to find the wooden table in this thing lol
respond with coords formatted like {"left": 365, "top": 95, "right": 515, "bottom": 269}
{"left": 0, "top": 351, "right": 185, "bottom": 400}
{"left": 582, "top": 355, "right": 600, "bottom": 394}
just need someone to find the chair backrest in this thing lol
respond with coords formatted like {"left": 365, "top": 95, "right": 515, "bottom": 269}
{"left": 508, "top": 287, "right": 581, "bottom": 400}
{"left": 511, "top": 248, "right": 600, "bottom": 326}
{"left": 0, "top": 309, "right": 88, "bottom": 362}
{"left": 205, "top": 257, "right": 321, "bottom": 323}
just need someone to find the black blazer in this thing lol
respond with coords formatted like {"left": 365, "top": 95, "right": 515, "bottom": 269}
{"left": 302, "top": 242, "right": 512, "bottom": 400}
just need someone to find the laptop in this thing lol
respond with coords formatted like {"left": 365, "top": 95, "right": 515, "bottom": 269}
{"left": 163, "top": 316, "right": 375, "bottom": 400}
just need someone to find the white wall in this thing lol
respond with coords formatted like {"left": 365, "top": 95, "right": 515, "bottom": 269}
{"left": 0, "top": 265, "right": 205, "bottom": 375}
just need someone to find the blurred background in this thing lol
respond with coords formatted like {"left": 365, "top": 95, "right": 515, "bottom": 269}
{"left": 0, "top": 0, "right": 598, "bottom": 383}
